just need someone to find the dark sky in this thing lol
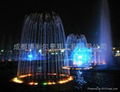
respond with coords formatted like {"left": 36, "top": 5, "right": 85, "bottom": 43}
{"left": 0, "top": 0, "right": 120, "bottom": 48}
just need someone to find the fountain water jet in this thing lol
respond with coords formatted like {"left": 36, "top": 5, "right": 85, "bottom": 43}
{"left": 99, "top": 0, "right": 112, "bottom": 65}
{"left": 66, "top": 34, "right": 93, "bottom": 69}
{"left": 12, "top": 12, "right": 73, "bottom": 85}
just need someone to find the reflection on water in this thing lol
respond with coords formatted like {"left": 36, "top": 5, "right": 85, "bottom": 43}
{"left": 71, "top": 70, "right": 119, "bottom": 91}
{"left": 0, "top": 62, "right": 119, "bottom": 92}
{"left": 73, "top": 71, "right": 86, "bottom": 90}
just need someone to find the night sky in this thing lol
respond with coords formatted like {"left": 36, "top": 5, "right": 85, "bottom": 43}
{"left": 0, "top": 0, "right": 120, "bottom": 48}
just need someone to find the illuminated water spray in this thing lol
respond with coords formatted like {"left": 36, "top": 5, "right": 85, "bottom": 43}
{"left": 12, "top": 13, "right": 73, "bottom": 85}
{"left": 71, "top": 43, "right": 92, "bottom": 67}
{"left": 66, "top": 34, "right": 92, "bottom": 68}
{"left": 99, "top": 0, "right": 112, "bottom": 65}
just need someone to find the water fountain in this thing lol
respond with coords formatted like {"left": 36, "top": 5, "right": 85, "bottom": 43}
{"left": 66, "top": 0, "right": 113, "bottom": 68}
{"left": 12, "top": 12, "right": 73, "bottom": 85}
{"left": 99, "top": 0, "right": 112, "bottom": 65}
{"left": 11, "top": 0, "right": 113, "bottom": 87}
{"left": 66, "top": 34, "right": 93, "bottom": 69}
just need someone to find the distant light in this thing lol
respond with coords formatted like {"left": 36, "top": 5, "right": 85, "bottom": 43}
{"left": 51, "top": 52, "right": 54, "bottom": 54}
{"left": 28, "top": 82, "right": 38, "bottom": 86}
{"left": 28, "top": 54, "right": 33, "bottom": 59}
{"left": 112, "top": 47, "right": 115, "bottom": 50}
{"left": 29, "top": 49, "right": 32, "bottom": 52}
{"left": 8, "top": 59, "right": 12, "bottom": 62}
{"left": 1, "top": 50, "right": 4, "bottom": 52}
{"left": 115, "top": 50, "right": 120, "bottom": 57}
{"left": 62, "top": 66, "right": 70, "bottom": 70}
{"left": 39, "top": 49, "right": 42, "bottom": 53}
{"left": 97, "top": 46, "right": 100, "bottom": 49}
{"left": 55, "top": 53, "right": 58, "bottom": 55}
{"left": 34, "top": 82, "right": 38, "bottom": 85}
{"left": 43, "top": 82, "right": 47, "bottom": 85}
{"left": 61, "top": 49, "right": 65, "bottom": 53}
{"left": 47, "top": 82, "right": 53, "bottom": 85}
{"left": 116, "top": 50, "right": 120, "bottom": 53}
{"left": 49, "top": 49, "right": 51, "bottom": 52}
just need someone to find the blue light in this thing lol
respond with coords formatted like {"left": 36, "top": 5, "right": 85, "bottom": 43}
{"left": 28, "top": 54, "right": 33, "bottom": 59}
{"left": 27, "top": 51, "right": 37, "bottom": 61}
{"left": 29, "top": 49, "right": 32, "bottom": 52}
{"left": 71, "top": 43, "right": 92, "bottom": 67}
{"left": 20, "top": 50, "right": 47, "bottom": 61}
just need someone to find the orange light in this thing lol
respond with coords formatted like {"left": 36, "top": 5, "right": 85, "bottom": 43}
{"left": 19, "top": 75, "right": 27, "bottom": 78}
{"left": 28, "top": 82, "right": 38, "bottom": 85}
{"left": 27, "top": 74, "right": 32, "bottom": 76}
{"left": 68, "top": 76, "right": 73, "bottom": 81}
{"left": 62, "top": 66, "right": 70, "bottom": 70}
{"left": 52, "top": 82, "right": 56, "bottom": 85}
{"left": 47, "top": 82, "right": 53, "bottom": 85}
{"left": 19, "top": 74, "right": 32, "bottom": 78}
{"left": 59, "top": 74, "right": 65, "bottom": 76}
{"left": 47, "top": 81, "right": 56, "bottom": 85}
{"left": 12, "top": 74, "right": 73, "bottom": 85}
{"left": 58, "top": 80, "right": 64, "bottom": 84}
{"left": 12, "top": 77, "right": 23, "bottom": 84}
{"left": 28, "top": 82, "right": 34, "bottom": 85}
{"left": 58, "top": 76, "right": 73, "bottom": 84}
{"left": 58, "top": 79, "right": 68, "bottom": 84}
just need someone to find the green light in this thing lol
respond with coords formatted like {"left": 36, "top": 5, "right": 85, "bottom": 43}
{"left": 43, "top": 82, "right": 47, "bottom": 85}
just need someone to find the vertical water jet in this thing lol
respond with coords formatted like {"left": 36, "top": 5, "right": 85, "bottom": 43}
{"left": 12, "top": 12, "right": 72, "bottom": 85}
{"left": 99, "top": 0, "right": 112, "bottom": 65}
